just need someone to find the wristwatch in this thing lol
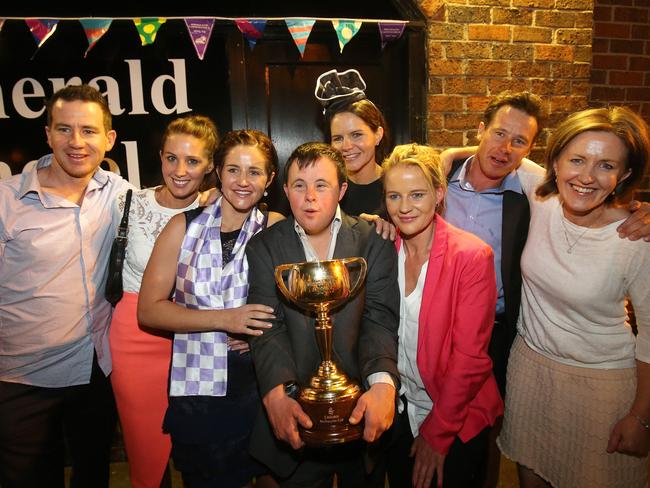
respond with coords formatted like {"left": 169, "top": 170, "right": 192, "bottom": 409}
{"left": 283, "top": 381, "right": 299, "bottom": 399}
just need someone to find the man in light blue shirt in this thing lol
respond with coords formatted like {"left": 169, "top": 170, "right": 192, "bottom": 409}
{"left": 0, "top": 85, "right": 132, "bottom": 487}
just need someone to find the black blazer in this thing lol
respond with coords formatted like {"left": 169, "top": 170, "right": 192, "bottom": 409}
{"left": 449, "top": 159, "right": 530, "bottom": 344}
{"left": 245, "top": 213, "right": 400, "bottom": 477}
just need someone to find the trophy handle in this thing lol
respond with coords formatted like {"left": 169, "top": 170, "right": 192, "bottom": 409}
{"left": 340, "top": 257, "right": 367, "bottom": 298}
{"left": 274, "top": 263, "right": 297, "bottom": 304}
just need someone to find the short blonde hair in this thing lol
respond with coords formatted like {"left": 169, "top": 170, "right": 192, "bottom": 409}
{"left": 382, "top": 143, "right": 447, "bottom": 213}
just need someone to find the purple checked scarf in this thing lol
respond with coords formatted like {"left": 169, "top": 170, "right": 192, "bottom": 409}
{"left": 169, "top": 198, "right": 265, "bottom": 397}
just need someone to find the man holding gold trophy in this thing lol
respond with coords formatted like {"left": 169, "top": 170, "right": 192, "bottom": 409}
{"left": 246, "top": 142, "right": 400, "bottom": 485}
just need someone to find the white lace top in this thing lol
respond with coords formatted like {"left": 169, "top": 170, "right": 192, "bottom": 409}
{"left": 114, "top": 187, "right": 199, "bottom": 293}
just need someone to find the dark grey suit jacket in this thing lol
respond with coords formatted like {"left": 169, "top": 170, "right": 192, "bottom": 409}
{"left": 245, "top": 213, "right": 400, "bottom": 477}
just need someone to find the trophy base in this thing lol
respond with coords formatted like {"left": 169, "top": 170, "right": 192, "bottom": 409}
{"left": 299, "top": 394, "right": 363, "bottom": 447}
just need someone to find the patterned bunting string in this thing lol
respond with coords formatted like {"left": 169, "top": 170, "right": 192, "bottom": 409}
{"left": 378, "top": 22, "right": 406, "bottom": 49}
{"left": 185, "top": 18, "right": 215, "bottom": 60}
{"left": 235, "top": 19, "right": 267, "bottom": 49}
{"left": 79, "top": 19, "right": 112, "bottom": 57}
{"left": 133, "top": 18, "right": 166, "bottom": 46}
{"left": 332, "top": 20, "right": 362, "bottom": 53}
{"left": 25, "top": 19, "right": 59, "bottom": 48}
{"left": 285, "top": 19, "right": 316, "bottom": 57}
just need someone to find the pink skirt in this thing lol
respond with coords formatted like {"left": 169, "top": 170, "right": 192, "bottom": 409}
{"left": 110, "top": 292, "right": 173, "bottom": 488}
{"left": 498, "top": 335, "right": 647, "bottom": 488}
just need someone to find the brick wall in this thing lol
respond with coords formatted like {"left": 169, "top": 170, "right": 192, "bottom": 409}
{"left": 590, "top": 0, "right": 650, "bottom": 200}
{"left": 418, "top": 0, "right": 594, "bottom": 164}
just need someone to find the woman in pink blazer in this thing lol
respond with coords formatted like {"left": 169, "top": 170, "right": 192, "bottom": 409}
{"left": 380, "top": 144, "right": 503, "bottom": 488}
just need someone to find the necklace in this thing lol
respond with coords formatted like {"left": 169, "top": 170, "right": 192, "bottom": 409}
{"left": 558, "top": 203, "right": 604, "bottom": 254}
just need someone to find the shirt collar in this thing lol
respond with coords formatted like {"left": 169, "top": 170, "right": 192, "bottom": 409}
{"left": 451, "top": 155, "right": 522, "bottom": 194}
{"left": 293, "top": 205, "right": 343, "bottom": 261}
{"left": 18, "top": 154, "right": 110, "bottom": 202}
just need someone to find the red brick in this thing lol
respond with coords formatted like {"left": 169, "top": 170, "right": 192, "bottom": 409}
{"left": 535, "top": 45, "right": 574, "bottom": 62}
{"left": 555, "top": 29, "right": 594, "bottom": 45}
{"left": 427, "top": 42, "right": 444, "bottom": 58}
{"left": 466, "top": 96, "right": 491, "bottom": 112}
{"left": 627, "top": 87, "right": 650, "bottom": 101}
{"left": 549, "top": 96, "right": 588, "bottom": 112}
{"left": 646, "top": 72, "right": 650, "bottom": 86}
{"left": 609, "top": 71, "right": 644, "bottom": 85}
{"left": 631, "top": 25, "right": 650, "bottom": 40}
{"left": 468, "top": 24, "right": 511, "bottom": 41}
{"left": 571, "top": 81, "right": 591, "bottom": 96}
{"left": 630, "top": 56, "right": 650, "bottom": 70}
{"left": 592, "top": 54, "right": 628, "bottom": 69}
{"left": 511, "top": 60, "right": 551, "bottom": 78}
{"left": 429, "top": 22, "right": 465, "bottom": 41}
{"left": 553, "top": 63, "right": 590, "bottom": 79}
{"left": 427, "top": 130, "right": 464, "bottom": 147}
{"left": 611, "top": 39, "right": 645, "bottom": 54}
{"left": 594, "top": 6, "right": 612, "bottom": 21}
{"left": 444, "top": 78, "right": 488, "bottom": 95}
{"left": 597, "top": 0, "right": 633, "bottom": 5}
{"left": 575, "top": 12, "right": 593, "bottom": 28}
{"left": 466, "top": 60, "right": 509, "bottom": 77}
{"left": 531, "top": 79, "right": 572, "bottom": 95}
{"left": 554, "top": 0, "right": 592, "bottom": 9}
{"left": 590, "top": 70, "right": 607, "bottom": 84}
{"left": 591, "top": 86, "right": 626, "bottom": 101}
{"left": 614, "top": 7, "right": 649, "bottom": 23}
{"left": 447, "top": 6, "right": 491, "bottom": 24}
{"left": 492, "top": 44, "right": 533, "bottom": 60}
{"left": 443, "top": 42, "right": 491, "bottom": 59}
{"left": 428, "top": 59, "right": 464, "bottom": 76}
{"left": 594, "top": 22, "right": 631, "bottom": 38}
{"left": 428, "top": 95, "right": 464, "bottom": 112}
{"left": 444, "top": 113, "right": 482, "bottom": 130}
{"left": 592, "top": 38, "right": 610, "bottom": 53}
{"left": 513, "top": 26, "right": 553, "bottom": 43}
{"left": 493, "top": 8, "right": 533, "bottom": 25}
{"left": 535, "top": 11, "right": 578, "bottom": 28}
{"left": 512, "top": 0, "right": 554, "bottom": 7}
{"left": 429, "top": 77, "right": 443, "bottom": 95}
{"left": 574, "top": 46, "right": 593, "bottom": 63}
{"left": 488, "top": 79, "right": 531, "bottom": 94}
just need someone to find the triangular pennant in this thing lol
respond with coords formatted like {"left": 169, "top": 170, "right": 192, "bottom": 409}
{"left": 378, "top": 22, "right": 406, "bottom": 49}
{"left": 235, "top": 19, "right": 267, "bottom": 50}
{"left": 185, "top": 18, "right": 215, "bottom": 60}
{"left": 0, "top": 19, "right": 5, "bottom": 33}
{"left": 79, "top": 19, "right": 112, "bottom": 57}
{"left": 332, "top": 20, "right": 362, "bottom": 53}
{"left": 285, "top": 19, "right": 316, "bottom": 57}
{"left": 133, "top": 18, "right": 166, "bottom": 46}
{"left": 25, "top": 19, "right": 59, "bottom": 48}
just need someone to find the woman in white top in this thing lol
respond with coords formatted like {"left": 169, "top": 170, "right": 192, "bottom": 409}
{"left": 109, "top": 115, "right": 217, "bottom": 488}
{"left": 498, "top": 106, "right": 650, "bottom": 488}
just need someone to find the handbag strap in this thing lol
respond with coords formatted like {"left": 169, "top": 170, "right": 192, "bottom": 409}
{"left": 116, "top": 189, "right": 133, "bottom": 240}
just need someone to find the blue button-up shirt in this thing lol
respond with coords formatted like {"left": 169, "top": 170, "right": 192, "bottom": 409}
{"left": 0, "top": 154, "right": 132, "bottom": 387}
{"left": 444, "top": 156, "right": 523, "bottom": 315}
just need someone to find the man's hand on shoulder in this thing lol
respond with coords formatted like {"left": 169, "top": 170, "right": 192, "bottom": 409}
{"left": 349, "top": 382, "right": 396, "bottom": 443}
{"left": 617, "top": 200, "right": 650, "bottom": 242}
{"left": 262, "top": 384, "right": 312, "bottom": 450}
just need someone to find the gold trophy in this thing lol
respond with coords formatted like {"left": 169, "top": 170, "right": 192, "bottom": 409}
{"left": 274, "top": 257, "right": 368, "bottom": 446}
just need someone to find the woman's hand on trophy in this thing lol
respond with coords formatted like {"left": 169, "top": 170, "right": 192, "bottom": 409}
{"left": 410, "top": 436, "right": 445, "bottom": 488}
{"left": 263, "top": 384, "right": 312, "bottom": 450}
{"left": 349, "top": 382, "right": 396, "bottom": 443}
{"left": 220, "top": 305, "right": 275, "bottom": 336}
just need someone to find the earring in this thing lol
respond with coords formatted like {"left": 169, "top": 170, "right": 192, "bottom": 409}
{"left": 264, "top": 190, "right": 268, "bottom": 197}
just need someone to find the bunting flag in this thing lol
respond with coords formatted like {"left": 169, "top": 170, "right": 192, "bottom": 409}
{"left": 0, "top": 19, "right": 5, "bottom": 33}
{"left": 378, "top": 22, "right": 406, "bottom": 49}
{"left": 25, "top": 19, "right": 59, "bottom": 48}
{"left": 285, "top": 19, "right": 316, "bottom": 57}
{"left": 79, "top": 19, "right": 112, "bottom": 57}
{"left": 133, "top": 18, "right": 166, "bottom": 46}
{"left": 332, "top": 20, "right": 362, "bottom": 53}
{"left": 185, "top": 18, "right": 215, "bottom": 60}
{"left": 235, "top": 19, "right": 267, "bottom": 49}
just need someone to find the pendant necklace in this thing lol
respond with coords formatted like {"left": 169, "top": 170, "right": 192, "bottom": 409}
{"left": 559, "top": 203, "right": 604, "bottom": 254}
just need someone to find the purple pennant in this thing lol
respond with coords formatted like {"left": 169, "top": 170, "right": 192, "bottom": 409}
{"left": 235, "top": 19, "right": 267, "bottom": 49}
{"left": 79, "top": 19, "right": 112, "bottom": 57}
{"left": 378, "top": 22, "right": 406, "bottom": 49}
{"left": 25, "top": 19, "right": 59, "bottom": 48}
{"left": 185, "top": 18, "right": 215, "bottom": 60}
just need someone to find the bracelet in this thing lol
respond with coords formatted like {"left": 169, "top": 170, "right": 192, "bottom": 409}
{"left": 632, "top": 414, "right": 650, "bottom": 431}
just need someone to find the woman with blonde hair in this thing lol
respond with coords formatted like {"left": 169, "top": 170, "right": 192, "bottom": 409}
{"left": 380, "top": 143, "right": 503, "bottom": 487}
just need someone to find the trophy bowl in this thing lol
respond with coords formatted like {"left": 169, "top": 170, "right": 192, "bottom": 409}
{"left": 275, "top": 258, "right": 367, "bottom": 446}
